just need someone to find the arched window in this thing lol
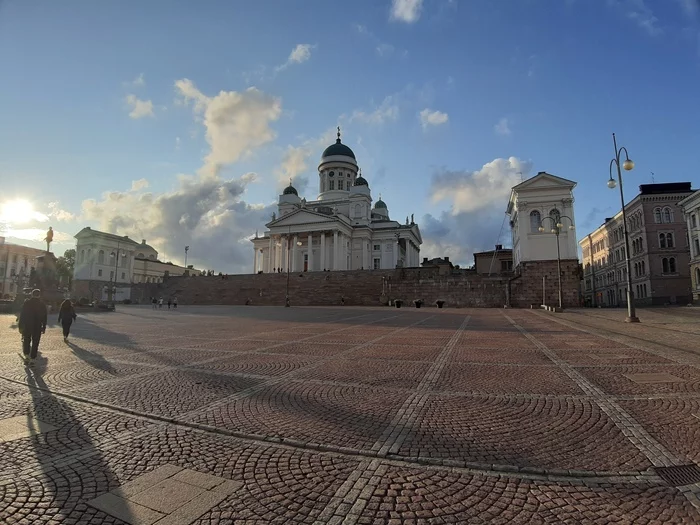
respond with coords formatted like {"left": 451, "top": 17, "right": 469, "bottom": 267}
{"left": 659, "top": 233, "right": 666, "bottom": 248}
{"left": 79, "top": 250, "right": 85, "bottom": 263}
{"left": 666, "top": 233, "right": 674, "bottom": 248}
{"left": 654, "top": 208, "right": 662, "bottom": 223}
{"left": 137, "top": 252, "right": 144, "bottom": 258}
{"left": 98, "top": 250, "right": 105, "bottom": 264}
{"left": 669, "top": 257, "right": 676, "bottom": 273}
{"left": 662, "top": 258, "right": 669, "bottom": 273}
{"left": 692, "top": 214, "right": 698, "bottom": 228}
{"left": 530, "top": 210, "right": 541, "bottom": 232}
{"left": 87, "top": 249, "right": 92, "bottom": 262}
{"left": 549, "top": 208, "right": 561, "bottom": 224}
{"left": 354, "top": 204, "right": 361, "bottom": 217}
{"left": 641, "top": 260, "right": 645, "bottom": 275}
{"left": 663, "top": 207, "right": 672, "bottom": 223}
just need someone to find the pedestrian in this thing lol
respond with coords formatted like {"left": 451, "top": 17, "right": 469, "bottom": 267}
{"left": 18, "top": 289, "right": 47, "bottom": 365}
{"left": 151, "top": 297, "right": 157, "bottom": 310}
{"left": 158, "top": 298, "right": 163, "bottom": 308}
{"left": 173, "top": 297, "right": 178, "bottom": 309}
{"left": 167, "top": 298, "right": 171, "bottom": 309}
{"left": 58, "top": 299, "right": 77, "bottom": 342}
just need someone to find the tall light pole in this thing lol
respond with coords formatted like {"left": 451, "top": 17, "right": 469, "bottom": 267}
{"left": 283, "top": 229, "right": 302, "bottom": 307}
{"left": 607, "top": 133, "right": 639, "bottom": 323}
{"left": 184, "top": 246, "right": 190, "bottom": 268}
{"left": 109, "top": 242, "right": 125, "bottom": 303}
{"left": 539, "top": 215, "right": 575, "bottom": 309}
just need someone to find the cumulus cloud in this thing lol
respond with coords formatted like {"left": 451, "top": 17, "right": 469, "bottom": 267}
{"left": 81, "top": 173, "right": 271, "bottom": 273}
{"left": 391, "top": 0, "right": 423, "bottom": 23}
{"left": 47, "top": 202, "right": 76, "bottom": 222}
{"left": 420, "top": 157, "right": 533, "bottom": 266}
{"left": 430, "top": 157, "right": 531, "bottom": 214}
{"left": 130, "top": 179, "right": 150, "bottom": 191}
{"left": 419, "top": 108, "right": 449, "bottom": 129}
{"left": 494, "top": 117, "right": 511, "bottom": 136}
{"left": 125, "top": 94, "right": 154, "bottom": 119}
{"left": 275, "top": 127, "right": 337, "bottom": 192}
{"left": 276, "top": 44, "right": 314, "bottom": 71}
{"left": 175, "top": 78, "right": 282, "bottom": 177}
{"left": 351, "top": 96, "right": 399, "bottom": 125}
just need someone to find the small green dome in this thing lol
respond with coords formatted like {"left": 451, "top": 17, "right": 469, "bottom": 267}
{"left": 322, "top": 127, "right": 356, "bottom": 159}
{"left": 283, "top": 184, "right": 298, "bottom": 196}
{"left": 354, "top": 175, "right": 368, "bottom": 186}
{"left": 374, "top": 199, "right": 387, "bottom": 209}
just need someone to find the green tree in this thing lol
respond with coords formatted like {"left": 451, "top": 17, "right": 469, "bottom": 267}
{"left": 55, "top": 248, "right": 76, "bottom": 290}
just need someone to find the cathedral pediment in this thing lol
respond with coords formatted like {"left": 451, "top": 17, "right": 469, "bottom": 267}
{"left": 267, "top": 208, "right": 339, "bottom": 228}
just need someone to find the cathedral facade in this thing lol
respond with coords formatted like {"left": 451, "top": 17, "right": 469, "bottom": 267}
{"left": 252, "top": 129, "right": 422, "bottom": 273}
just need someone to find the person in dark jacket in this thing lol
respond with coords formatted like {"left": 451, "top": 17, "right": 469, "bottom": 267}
{"left": 58, "top": 299, "right": 77, "bottom": 342}
{"left": 18, "top": 289, "right": 47, "bottom": 363}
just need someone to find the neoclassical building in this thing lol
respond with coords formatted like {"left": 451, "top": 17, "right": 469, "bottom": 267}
{"left": 252, "top": 129, "right": 422, "bottom": 272}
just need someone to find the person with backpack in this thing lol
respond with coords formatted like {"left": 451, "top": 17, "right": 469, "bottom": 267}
{"left": 18, "top": 289, "right": 47, "bottom": 364}
{"left": 58, "top": 299, "right": 77, "bottom": 342}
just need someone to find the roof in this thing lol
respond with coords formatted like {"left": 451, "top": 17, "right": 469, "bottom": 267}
{"left": 639, "top": 182, "right": 693, "bottom": 195}
{"left": 74, "top": 227, "right": 140, "bottom": 245}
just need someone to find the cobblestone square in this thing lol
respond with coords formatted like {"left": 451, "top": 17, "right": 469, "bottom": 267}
{"left": 2, "top": 305, "right": 700, "bottom": 523}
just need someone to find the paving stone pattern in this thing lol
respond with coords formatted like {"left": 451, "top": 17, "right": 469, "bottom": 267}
{"left": 1, "top": 305, "right": 700, "bottom": 523}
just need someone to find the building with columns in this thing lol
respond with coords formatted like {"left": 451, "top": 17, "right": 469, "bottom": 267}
{"left": 252, "top": 129, "right": 422, "bottom": 273}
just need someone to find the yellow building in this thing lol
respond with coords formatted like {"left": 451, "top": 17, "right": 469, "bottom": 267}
{"left": 0, "top": 237, "right": 46, "bottom": 298}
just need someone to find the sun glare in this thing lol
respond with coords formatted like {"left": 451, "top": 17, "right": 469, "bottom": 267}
{"left": 0, "top": 199, "right": 47, "bottom": 225}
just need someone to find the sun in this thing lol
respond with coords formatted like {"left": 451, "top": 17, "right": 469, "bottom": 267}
{"left": 0, "top": 199, "right": 47, "bottom": 225}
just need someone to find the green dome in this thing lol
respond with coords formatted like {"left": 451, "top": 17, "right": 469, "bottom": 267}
{"left": 322, "top": 139, "right": 355, "bottom": 159}
{"left": 283, "top": 184, "right": 298, "bottom": 196}
{"left": 374, "top": 199, "right": 387, "bottom": 209}
{"left": 354, "top": 175, "right": 368, "bottom": 186}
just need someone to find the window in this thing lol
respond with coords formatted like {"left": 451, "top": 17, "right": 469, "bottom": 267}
{"left": 373, "top": 258, "right": 381, "bottom": 270}
{"left": 530, "top": 210, "right": 541, "bottom": 232}
{"left": 329, "top": 171, "right": 334, "bottom": 177}
{"left": 549, "top": 208, "right": 561, "bottom": 224}
{"left": 79, "top": 250, "right": 85, "bottom": 263}
{"left": 121, "top": 272, "right": 126, "bottom": 279}
{"left": 669, "top": 257, "right": 676, "bottom": 273}
{"left": 338, "top": 180, "right": 343, "bottom": 190}
{"left": 373, "top": 244, "right": 380, "bottom": 251}
{"left": 329, "top": 180, "right": 335, "bottom": 190}
{"left": 654, "top": 208, "right": 662, "bottom": 223}
{"left": 666, "top": 233, "right": 674, "bottom": 248}
{"left": 694, "top": 238, "right": 700, "bottom": 256}
{"left": 98, "top": 250, "right": 105, "bottom": 264}
{"left": 659, "top": 233, "right": 666, "bottom": 248}
{"left": 693, "top": 214, "right": 698, "bottom": 228}
{"left": 662, "top": 258, "right": 669, "bottom": 273}
{"left": 109, "top": 271, "right": 114, "bottom": 280}
{"left": 695, "top": 268, "right": 700, "bottom": 288}
{"left": 501, "top": 260, "right": 513, "bottom": 271}
{"left": 663, "top": 207, "right": 672, "bottom": 223}
{"left": 98, "top": 269, "right": 102, "bottom": 277}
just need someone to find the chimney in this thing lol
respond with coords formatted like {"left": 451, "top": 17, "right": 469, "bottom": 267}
{"left": 422, "top": 257, "right": 428, "bottom": 264}
{"left": 444, "top": 257, "right": 449, "bottom": 262}
{"left": 495, "top": 244, "right": 503, "bottom": 250}
{"left": 142, "top": 239, "right": 146, "bottom": 244}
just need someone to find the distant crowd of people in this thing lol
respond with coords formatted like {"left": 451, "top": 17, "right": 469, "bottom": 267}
{"left": 151, "top": 297, "right": 178, "bottom": 309}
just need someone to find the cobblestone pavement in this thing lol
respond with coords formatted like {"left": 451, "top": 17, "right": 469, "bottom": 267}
{"left": 2, "top": 305, "right": 700, "bottom": 523}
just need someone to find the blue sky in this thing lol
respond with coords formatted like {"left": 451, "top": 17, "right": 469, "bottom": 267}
{"left": 1, "top": 0, "right": 699, "bottom": 272}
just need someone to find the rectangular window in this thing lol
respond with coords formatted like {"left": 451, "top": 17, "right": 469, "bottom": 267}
{"left": 121, "top": 272, "right": 126, "bottom": 279}
{"left": 693, "top": 214, "right": 698, "bottom": 228}
{"left": 110, "top": 270, "right": 114, "bottom": 280}
{"left": 98, "top": 269, "right": 102, "bottom": 277}
{"left": 329, "top": 180, "right": 335, "bottom": 190}
{"left": 338, "top": 180, "right": 344, "bottom": 190}
{"left": 373, "top": 258, "right": 381, "bottom": 270}
{"left": 694, "top": 238, "right": 700, "bottom": 256}
{"left": 373, "top": 244, "right": 380, "bottom": 251}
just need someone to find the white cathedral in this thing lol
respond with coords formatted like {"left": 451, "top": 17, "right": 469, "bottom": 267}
{"left": 252, "top": 129, "right": 422, "bottom": 273}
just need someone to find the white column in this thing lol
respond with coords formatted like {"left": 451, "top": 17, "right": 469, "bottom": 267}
{"left": 308, "top": 233, "right": 313, "bottom": 271}
{"left": 292, "top": 235, "right": 298, "bottom": 272}
{"left": 393, "top": 239, "right": 398, "bottom": 269}
{"left": 362, "top": 239, "right": 367, "bottom": 270}
{"left": 253, "top": 247, "right": 258, "bottom": 273}
{"left": 282, "top": 237, "right": 287, "bottom": 272}
{"left": 268, "top": 237, "right": 273, "bottom": 272}
{"left": 320, "top": 232, "right": 326, "bottom": 270}
{"left": 333, "top": 230, "right": 340, "bottom": 270}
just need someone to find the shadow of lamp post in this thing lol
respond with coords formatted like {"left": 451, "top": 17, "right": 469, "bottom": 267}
{"left": 538, "top": 214, "right": 575, "bottom": 309}
{"left": 606, "top": 132, "right": 639, "bottom": 323}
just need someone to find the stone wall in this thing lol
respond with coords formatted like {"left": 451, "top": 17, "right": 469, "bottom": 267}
{"left": 130, "top": 259, "right": 581, "bottom": 308}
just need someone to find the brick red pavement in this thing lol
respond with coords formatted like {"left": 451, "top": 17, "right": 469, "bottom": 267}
{"left": 1, "top": 305, "right": 700, "bottom": 523}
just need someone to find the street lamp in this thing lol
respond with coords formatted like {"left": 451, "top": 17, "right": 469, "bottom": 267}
{"left": 184, "top": 246, "right": 190, "bottom": 268}
{"left": 538, "top": 214, "right": 575, "bottom": 309}
{"left": 109, "top": 243, "right": 125, "bottom": 304}
{"left": 606, "top": 133, "right": 639, "bottom": 323}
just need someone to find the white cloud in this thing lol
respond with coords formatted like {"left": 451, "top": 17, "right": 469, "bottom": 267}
{"left": 430, "top": 157, "right": 532, "bottom": 214}
{"left": 351, "top": 96, "right": 399, "bottom": 125}
{"left": 81, "top": 173, "right": 269, "bottom": 273}
{"left": 276, "top": 44, "right": 314, "bottom": 72}
{"left": 419, "top": 108, "right": 449, "bottom": 129}
{"left": 391, "top": 0, "right": 424, "bottom": 23}
{"left": 47, "top": 202, "right": 76, "bottom": 222}
{"left": 130, "top": 179, "right": 150, "bottom": 191}
{"left": 494, "top": 117, "right": 512, "bottom": 136}
{"left": 421, "top": 157, "right": 533, "bottom": 266}
{"left": 609, "top": 0, "right": 663, "bottom": 36}
{"left": 175, "top": 78, "right": 282, "bottom": 176}
{"left": 355, "top": 24, "right": 407, "bottom": 59}
{"left": 123, "top": 73, "right": 145, "bottom": 88}
{"left": 5, "top": 228, "right": 73, "bottom": 244}
{"left": 125, "top": 94, "right": 154, "bottom": 119}
{"left": 275, "top": 127, "right": 337, "bottom": 191}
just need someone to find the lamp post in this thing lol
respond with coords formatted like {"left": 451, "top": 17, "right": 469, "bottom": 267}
{"left": 184, "top": 245, "right": 189, "bottom": 268}
{"left": 109, "top": 242, "right": 125, "bottom": 304}
{"left": 280, "top": 229, "right": 302, "bottom": 307}
{"left": 538, "top": 214, "right": 575, "bottom": 309}
{"left": 606, "top": 133, "right": 639, "bottom": 323}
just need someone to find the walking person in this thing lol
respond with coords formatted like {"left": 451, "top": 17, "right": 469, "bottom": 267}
{"left": 173, "top": 297, "right": 178, "bottom": 309}
{"left": 58, "top": 299, "right": 77, "bottom": 342}
{"left": 167, "top": 298, "right": 171, "bottom": 309}
{"left": 18, "top": 289, "right": 47, "bottom": 365}
{"left": 152, "top": 297, "right": 157, "bottom": 310}
{"left": 158, "top": 298, "right": 163, "bottom": 309}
